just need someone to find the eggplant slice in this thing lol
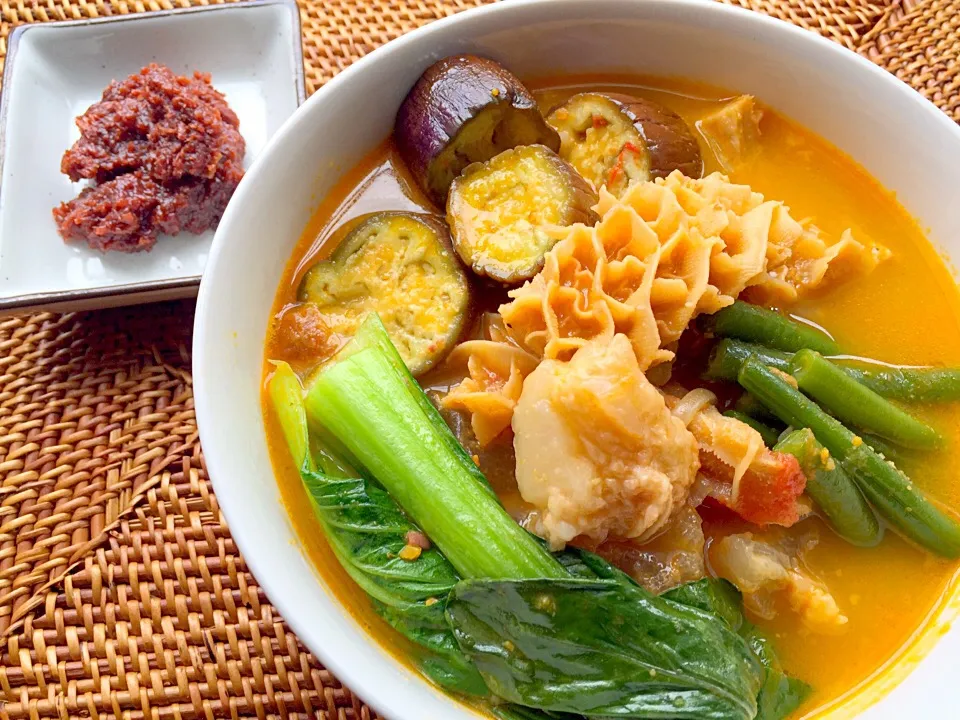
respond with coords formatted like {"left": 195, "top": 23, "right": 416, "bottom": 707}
{"left": 546, "top": 92, "right": 702, "bottom": 197}
{"left": 395, "top": 54, "right": 560, "bottom": 207}
{"left": 298, "top": 212, "right": 472, "bottom": 376}
{"left": 447, "top": 144, "right": 598, "bottom": 284}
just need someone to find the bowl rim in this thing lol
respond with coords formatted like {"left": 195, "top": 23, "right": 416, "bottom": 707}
{"left": 193, "top": 0, "right": 960, "bottom": 717}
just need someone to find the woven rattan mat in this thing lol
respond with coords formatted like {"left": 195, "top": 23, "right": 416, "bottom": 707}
{"left": 0, "top": 0, "right": 957, "bottom": 717}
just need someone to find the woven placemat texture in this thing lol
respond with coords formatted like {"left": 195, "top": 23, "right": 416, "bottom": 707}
{"left": 0, "top": 304, "right": 196, "bottom": 638}
{"left": 1, "top": 449, "right": 373, "bottom": 719}
{"left": 723, "top": 0, "right": 891, "bottom": 48}
{"left": 0, "top": 0, "right": 958, "bottom": 718}
{"left": 859, "top": 0, "right": 960, "bottom": 120}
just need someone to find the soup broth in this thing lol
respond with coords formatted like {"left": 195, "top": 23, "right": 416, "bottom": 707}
{"left": 264, "top": 76, "right": 960, "bottom": 718}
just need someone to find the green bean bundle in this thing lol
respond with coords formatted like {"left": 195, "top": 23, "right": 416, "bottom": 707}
{"left": 738, "top": 359, "right": 960, "bottom": 558}
{"left": 707, "top": 339, "right": 960, "bottom": 404}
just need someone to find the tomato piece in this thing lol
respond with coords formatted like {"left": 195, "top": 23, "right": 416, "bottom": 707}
{"left": 698, "top": 450, "right": 806, "bottom": 527}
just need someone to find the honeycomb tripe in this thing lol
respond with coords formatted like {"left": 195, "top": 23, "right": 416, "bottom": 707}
{"left": 440, "top": 339, "right": 539, "bottom": 447}
{"left": 501, "top": 170, "right": 890, "bottom": 366}
{"left": 602, "top": 170, "right": 890, "bottom": 305}
{"left": 501, "top": 203, "right": 670, "bottom": 369}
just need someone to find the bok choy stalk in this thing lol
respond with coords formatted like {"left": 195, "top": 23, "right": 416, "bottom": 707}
{"left": 304, "top": 316, "right": 565, "bottom": 581}
{"left": 268, "top": 360, "right": 315, "bottom": 472}
{"left": 268, "top": 361, "right": 487, "bottom": 696}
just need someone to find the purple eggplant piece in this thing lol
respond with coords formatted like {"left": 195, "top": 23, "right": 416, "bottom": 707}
{"left": 547, "top": 92, "right": 702, "bottom": 197}
{"left": 298, "top": 211, "right": 473, "bottom": 376}
{"left": 395, "top": 54, "right": 560, "bottom": 207}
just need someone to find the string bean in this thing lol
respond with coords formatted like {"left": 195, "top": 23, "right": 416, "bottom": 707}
{"left": 775, "top": 429, "right": 881, "bottom": 547}
{"left": 724, "top": 410, "right": 781, "bottom": 447}
{"left": 704, "top": 339, "right": 792, "bottom": 382}
{"left": 837, "top": 360, "right": 960, "bottom": 402}
{"left": 859, "top": 433, "right": 903, "bottom": 464}
{"left": 790, "top": 350, "right": 941, "bottom": 450}
{"left": 734, "top": 392, "right": 780, "bottom": 423}
{"left": 709, "top": 339, "right": 960, "bottom": 404}
{"left": 703, "top": 301, "right": 840, "bottom": 354}
{"left": 738, "top": 359, "right": 960, "bottom": 557}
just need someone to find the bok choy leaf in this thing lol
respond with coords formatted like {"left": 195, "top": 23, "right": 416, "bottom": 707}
{"left": 302, "top": 468, "right": 488, "bottom": 696}
{"left": 267, "top": 362, "right": 486, "bottom": 696}
{"left": 468, "top": 549, "right": 805, "bottom": 720}
{"left": 664, "top": 580, "right": 810, "bottom": 720}
{"left": 744, "top": 628, "right": 810, "bottom": 720}
{"left": 300, "top": 471, "right": 456, "bottom": 615}
{"left": 445, "top": 577, "right": 764, "bottom": 719}
{"left": 492, "top": 706, "right": 584, "bottom": 720}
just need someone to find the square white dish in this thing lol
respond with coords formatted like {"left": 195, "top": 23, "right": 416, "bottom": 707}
{"left": 0, "top": 0, "right": 305, "bottom": 315}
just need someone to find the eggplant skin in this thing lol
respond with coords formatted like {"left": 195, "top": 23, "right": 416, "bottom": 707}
{"left": 298, "top": 211, "right": 472, "bottom": 376}
{"left": 395, "top": 54, "right": 561, "bottom": 207}
{"left": 547, "top": 92, "right": 702, "bottom": 196}
{"left": 447, "top": 144, "right": 598, "bottom": 284}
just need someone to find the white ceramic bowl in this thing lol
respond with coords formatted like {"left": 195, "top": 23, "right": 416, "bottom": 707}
{"left": 193, "top": 1, "right": 960, "bottom": 717}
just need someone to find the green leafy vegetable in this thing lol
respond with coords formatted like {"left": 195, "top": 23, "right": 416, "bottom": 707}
{"left": 446, "top": 578, "right": 763, "bottom": 719}
{"left": 303, "top": 469, "right": 487, "bottom": 696}
{"left": 305, "top": 315, "right": 565, "bottom": 580}
{"left": 301, "top": 472, "right": 455, "bottom": 613}
{"left": 663, "top": 577, "right": 745, "bottom": 632}
{"left": 744, "top": 629, "right": 810, "bottom": 720}
{"left": 272, "top": 321, "right": 811, "bottom": 717}
{"left": 267, "top": 362, "right": 486, "bottom": 696}
{"left": 665, "top": 579, "right": 810, "bottom": 720}
{"left": 492, "top": 706, "right": 583, "bottom": 720}
{"left": 333, "top": 312, "right": 497, "bottom": 498}
{"left": 268, "top": 361, "right": 315, "bottom": 471}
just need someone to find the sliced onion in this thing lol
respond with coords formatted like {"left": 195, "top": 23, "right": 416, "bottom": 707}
{"left": 671, "top": 387, "right": 718, "bottom": 427}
